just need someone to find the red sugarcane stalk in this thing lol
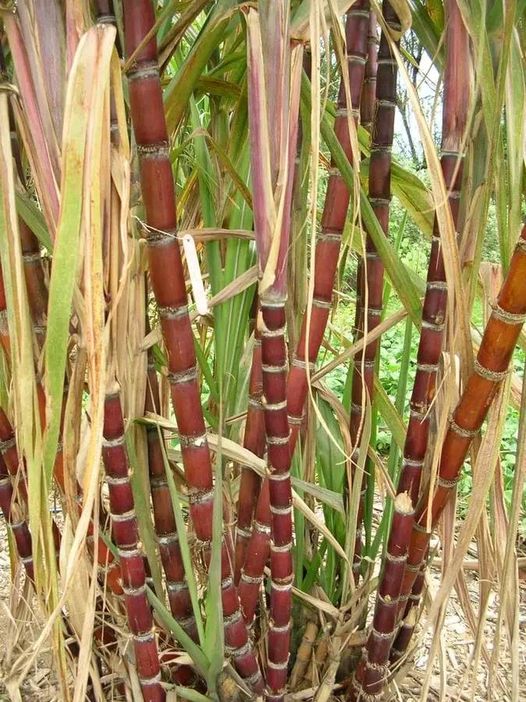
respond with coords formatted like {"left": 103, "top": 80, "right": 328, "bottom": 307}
{"left": 0, "top": 262, "right": 119, "bottom": 584}
{"left": 348, "top": 493, "right": 413, "bottom": 700}
{"left": 238, "top": 0, "right": 371, "bottom": 637}
{"left": 245, "top": 5, "right": 303, "bottom": 696}
{"left": 352, "top": 7, "right": 378, "bottom": 360}
{"left": 238, "top": 477, "right": 271, "bottom": 623}
{"left": 102, "top": 391, "right": 164, "bottom": 702}
{"left": 235, "top": 331, "right": 265, "bottom": 585}
{"left": 258, "top": 301, "right": 293, "bottom": 701}
{"left": 396, "top": 0, "right": 469, "bottom": 505}
{"left": 389, "top": 556, "right": 426, "bottom": 664}
{"left": 392, "top": 225, "right": 526, "bottom": 661}
{"left": 0, "top": 406, "right": 63, "bottom": 564}
{"left": 350, "top": 0, "right": 401, "bottom": 572}
{"left": 122, "top": 2, "right": 263, "bottom": 691}
{"left": 19, "top": 219, "right": 48, "bottom": 347}
{"left": 52, "top": 443, "right": 124, "bottom": 595}
{"left": 386, "top": 1, "right": 470, "bottom": 660}
{"left": 0, "top": 453, "right": 34, "bottom": 580}
{"left": 93, "top": 0, "right": 116, "bottom": 23}
{"left": 145, "top": 359, "right": 196, "bottom": 640}
{"left": 287, "top": 1, "right": 370, "bottom": 449}
{"left": 0, "top": 407, "right": 28, "bottom": 502}
{"left": 360, "top": 12, "right": 379, "bottom": 132}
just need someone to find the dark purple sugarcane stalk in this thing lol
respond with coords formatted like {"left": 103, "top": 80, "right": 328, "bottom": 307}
{"left": 390, "top": 0, "right": 471, "bottom": 660}
{"left": 122, "top": 1, "right": 263, "bottom": 691}
{"left": 350, "top": 0, "right": 401, "bottom": 574}
{"left": 348, "top": 493, "right": 413, "bottom": 700}
{"left": 103, "top": 391, "right": 165, "bottom": 702}
{"left": 0, "top": 454, "right": 34, "bottom": 580}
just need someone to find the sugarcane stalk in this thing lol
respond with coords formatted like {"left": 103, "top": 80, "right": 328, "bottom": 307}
{"left": 145, "top": 358, "right": 196, "bottom": 641}
{"left": 259, "top": 301, "right": 293, "bottom": 700}
{"left": 238, "top": 0, "right": 370, "bottom": 649}
{"left": 102, "top": 391, "right": 164, "bottom": 702}
{"left": 385, "top": 0, "right": 470, "bottom": 661}
{"left": 287, "top": 1, "right": 370, "bottom": 450}
{"left": 360, "top": 12, "right": 379, "bottom": 132}
{"left": 19, "top": 219, "right": 48, "bottom": 347}
{"left": 0, "top": 403, "right": 64, "bottom": 564}
{"left": 235, "top": 330, "right": 265, "bottom": 585}
{"left": 238, "top": 476, "right": 271, "bottom": 623}
{"left": 0, "top": 453, "right": 33, "bottom": 579}
{"left": 245, "top": 4, "right": 304, "bottom": 696}
{"left": 392, "top": 225, "right": 526, "bottom": 661}
{"left": 93, "top": 0, "right": 116, "bottom": 23}
{"left": 122, "top": 2, "right": 263, "bottom": 691}
{"left": 350, "top": 0, "right": 401, "bottom": 573}
{"left": 241, "top": 0, "right": 372, "bottom": 664}
{"left": 396, "top": 0, "right": 470, "bottom": 505}
{"left": 49, "top": 429, "right": 123, "bottom": 595}
{"left": 0, "top": 407, "right": 28, "bottom": 503}
{"left": 388, "top": 558, "right": 425, "bottom": 665}
{"left": 348, "top": 493, "right": 413, "bottom": 700}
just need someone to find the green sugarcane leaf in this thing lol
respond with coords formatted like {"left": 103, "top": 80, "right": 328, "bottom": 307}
{"left": 410, "top": 0, "right": 443, "bottom": 68}
{"left": 15, "top": 192, "right": 52, "bottom": 251}
{"left": 292, "top": 477, "right": 345, "bottom": 514}
{"left": 165, "top": 0, "right": 237, "bottom": 136}
{"left": 373, "top": 377, "right": 406, "bottom": 452}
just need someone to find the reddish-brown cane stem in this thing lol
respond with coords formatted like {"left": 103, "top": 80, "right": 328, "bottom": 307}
{"left": 287, "top": 2, "right": 370, "bottom": 449}
{"left": 93, "top": 0, "right": 116, "bottom": 21}
{"left": 102, "top": 392, "right": 165, "bottom": 702}
{"left": 255, "top": 7, "right": 371, "bottom": 679}
{"left": 350, "top": 0, "right": 401, "bottom": 571}
{"left": 145, "top": 360, "right": 197, "bottom": 640}
{"left": 352, "top": 5, "right": 378, "bottom": 359}
{"left": 396, "top": 0, "right": 470, "bottom": 504}
{"left": 235, "top": 334, "right": 265, "bottom": 584}
{"left": 259, "top": 302, "right": 293, "bottom": 701}
{"left": 246, "top": 1, "right": 301, "bottom": 663}
{"left": 0, "top": 454, "right": 34, "bottom": 580}
{"left": 240, "top": 0, "right": 371, "bottom": 637}
{"left": 0, "top": 405, "right": 63, "bottom": 561}
{"left": 238, "top": 477, "right": 271, "bottom": 623}
{"left": 360, "top": 12, "right": 379, "bottom": 132}
{"left": 389, "top": 1, "right": 471, "bottom": 660}
{"left": 53, "top": 444, "right": 123, "bottom": 594}
{"left": 349, "top": 493, "right": 413, "bottom": 700}
{"left": 394, "top": 226, "right": 526, "bottom": 656}
{"left": 0, "top": 407, "right": 28, "bottom": 504}
{"left": 122, "top": 2, "right": 263, "bottom": 691}
{"left": 389, "top": 558, "right": 426, "bottom": 664}
{"left": 19, "top": 219, "right": 48, "bottom": 347}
